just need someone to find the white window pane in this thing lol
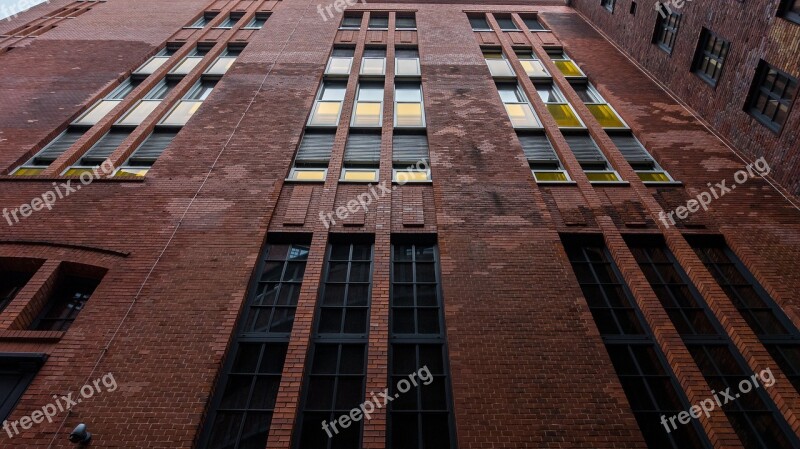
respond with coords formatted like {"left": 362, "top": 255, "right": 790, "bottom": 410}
{"left": 360, "top": 58, "right": 385, "bottom": 75}
{"left": 498, "top": 85, "right": 524, "bottom": 103}
{"left": 117, "top": 100, "right": 161, "bottom": 126}
{"left": 135, "top": 56, "right": 169, "bottom": 75}
{"left": 309, "top": 101, "right": 342, "bottom": 126}
{"left": 352, "top": 102, "right": 382, "bottom": 126}
{"left": 170, "top": 57, "right": 202, "bottom": 75}
{"left": 521, "top": 60, "right": 549, "bottom": 78}
{"left": 395, "top": 85, "right": 422, "bottom": 102}
{"left": 161, "top": 100, "right": 202, "bottom": 126}
{"left": 486, "top": 59, "right": 515, "bottom": 77}
{"left": 326, "top": 57, "right": 352, "bottom": 75}
{"left": 73, "top": 100, "right": 121, "bottom": 125}
{"left": 320, "top": 83, "right": 347, "bottom": 101}
{"left": 357, "top": 86, "right": 384, "bottom": 101}
{"left": 505, "top": 103, "right": 539, "bottom": 128}
{"left": 205, "top": 56, "right": 236, "bottom": 75}
{"left": 395, "top": 58, "right": 420, "bottom": 76}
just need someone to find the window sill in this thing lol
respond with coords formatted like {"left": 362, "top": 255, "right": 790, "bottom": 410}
{"left": 0, "top": 175, "right": 146, "bottom": 183}
{"left": 644, "top": 181, "right": 683, "bottom": 186}
{"left": 536, "top": 180, "right": 577, "bottom": 186}
{"left": 692, "top": 71, "right": 719, "bottom": 88}
{"left": 393, "top": 180, "right": 432, "bottom": 185}
{"left": 284, "top": 178, "right": 326, "bottom": 184}
{"left": 0, "top": 330, "right": 64, "bottom": 342}
{"left": 747, "top": 111, "right": 784, "bottom": 135}
{"left": 590, "top": 181, "right": 630, "bottom": 186}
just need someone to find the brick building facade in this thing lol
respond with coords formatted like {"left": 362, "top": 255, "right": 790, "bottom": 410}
{"left": 0, "top": 0, "right": 798, "bottom": 448}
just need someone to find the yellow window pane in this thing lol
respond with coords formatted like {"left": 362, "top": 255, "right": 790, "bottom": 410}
{"left": 587, "top": 104, "right": 625, "bottom": 128}
{"left": 395, "top": 170, "right": 430, "bottom": 182}
{"left": 63, "top": 168, "right": 95, "bottom": 177}
{"left": 521, "top": 60, "right": 549, "bottom": 78}
{"left": 135, "top": 56, "right": 168, "bottom": 75}
{"left": 326, "top": 57, "right": 352, "bottom": 75}
{"left": 310, "top": 102, "right": 342, "bottom": 126}
{"left": 360, "top": 58, "right": 385, "bottom": 75}
{"left": 547, "top": 104, "right": 582, "bottom": 128}
{"left": 486, "top": 59, "right": 515, "bottom": 77}
{"left": 504, "top": 104, "right": 539, "bottom": 128}
{"left": 170, "top": 57, "right": 202, "bottom": 75}
{"left": 205, "top": 57, "right": 236, "bottom": 75}
{"left": 395, "top": 58, "right": 420, "bottom": 76}
{"left": 554, "top": 60, "right": 583, "bottom": 77}
{"left": 293, "top": 170, "right": 326, "bottom": 181}
{"left": 353, "top": 102, "right": 382, "bottom": 127}
{"left": 161, "top": 100, "right": 202, "bottom": 126}
{"left": 114, "top": 168, "right": 149, "bottom": 178}
{"left": 586, "top": 171, "right": 620, "bottom": 182}
{"left": 11, "top": 167, "right": 45, "bottom": 176}
{"left": 343, "top": 169, "right": 378, "bottom": 182}
{"left": 118, "top": 100, "right": 161, "bottom": 126}
{"left": 637, "top": 172, "right": 670, "bottom": 182}
{"left": 74, "top": 100, "right": 121, "bottom": 125}
{"left": 534, "top": 171, "right": 568, "bottom": 182}
{"left": 396, "top": 103, "right": 423, "bottom": 127}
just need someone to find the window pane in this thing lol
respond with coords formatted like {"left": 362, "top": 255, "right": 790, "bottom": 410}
{"left": 520, "top": 60, "right": 549, "bottom": 77}
{"left": 170, "top": 56, "right": 202, "bottom": 75}
{"left": 554, "top": 60, "right": 583, "bottom": 77}
{"left": 161, "top": 100, "right": 202, "bottom": 126}
{"left": 396, "top": 58, "right": 421, "bottom": 76}
{"left": 135, "top": 56, "right": 169, "bottom": 74}
{"left": 587, "top": 104, "right": 625, "bottom": 128}
{"left": 117, "top": 100, "right": 161, "bottom": 126}
{"left": 74, "top": 100, "right": 121, "bottom": 126}
{"left": 326, "top": 57, "right": 352, "bottom": 75}
{"left": 309, "top": 102, "right": 342, "bottom": 126}
{"left": 486, "top": 59, "right": 515, "bottom": 77}
{"left": 396, "top": 103, "right": 424, "bottom": 127}
{"left": 505, "top": 104, "right": 539, "bottom": 128}
{"left": 205, "top": 56, "right": 236, "bottom": 75}
{"left": 353, "top": 102, "right": 382, "bottom": 127}
{"left": 360, "top": 57, "right": 385, "bottom": 75}
{"left": 546, "top": 104, "right": 582, "bottom": 128}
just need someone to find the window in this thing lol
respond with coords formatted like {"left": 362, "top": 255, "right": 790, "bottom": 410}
{"left": 325, "top": 47, "right": 354, "bottom": 76}
{"left": 601, "top": 0, "right": 615, "bottom": 12}
{"left": 290, "top": 130, "right": 335, "bottom": 181}
{"left": 133, "top": 46, "right": 179, "bottom": 76}
{"left": 779, "top": 0, "right": 800, "bottom": 24}
{"left": 518, "top": 132, "right": 569, "bottom": 182}
{"left": 653, "top": 11, "right": 681, "bottom": 53}
{"left": 396, "top": 13, "right": 416, "bottom": 30}
{"left": 73, "top": 78, "right": 141, "bottom": 126}
{"left": 0, "top": 265, "right": 36, "bottom": 313}
{"left": 395, "top": 82, "right": 425, "bottom": 128}
{"left": 63, "top": 129, "right": 131, "bottom": 176}
{"left": 352, "top": 82, "right": 384, "bottom": 127}
{"left": 494, "top": 14, "right": 518, "bottom": 31}
{"left": 497, "top": 83, "right": 540, "bottom": 128}
{"left": 295, "top": 241, "right": 373, "bottom": 449}
{"left": 563, "top": 133, "right": 621, "bottom": 182}
{"left": 521, "top": 15, "right": 547, "bottom": 31}
{"left": 169, "top": 46, "right": 210, "bottom": 75}
{"left": 243, "top": 13, "right": 268, "bottom": 29}
{"left": 745, "top": 61, "right": 797, "bottom": 132}
{"left": 468, "top": 14, "right": 491, "bottom": 31}
{"left": 216, "top": 13, "right": 242, "bottom": 29}
{"left": 117, "top": 79, "right": 178, "bottom": 126}
{"left": 11, "top": 129, "right": 86, "bottom": 175}
{"left": 342, "top": 132, "right": 381, "bottom": 182}
{"left": 205, "top": 45, "right": 244, "bottom": 76}
{"left": 571, "top": 83, "right": 627, "bottom": 128}
{"left": 114, "top": 130, "right": 178, "bottom": 177}
{"left": 690, "top": 237, "right": 800, "bottom": 391}
{"left": 360, "top": 48, "right": 386, "bottom": 76}
{"left": 608, "top": 132, "right": 671, "bottom": 182}
{"left": 187, "top": 12, "right": 215, "bottom": 29}
{"left": 536, "top": 83, "right": 583, "bottom": 128}
{"left": 160, "top": 80, "right": 216, "bottom": 126}
{"left": 563, "top": 238, "right": 711, "bottom": 449}
{"left": 692, "top": 29, "right": 729, "bottom": 86}
{"left": 546, "top": 49, "right": 585, "bottom": 78}
{"left": 627, "top": 237, "right": 800, "bottom": 449}
{"left": 393, "top": 133, "right": 430, "bottom": 182}
{"left": 395, "top": 48, "right": 420, "bottom": 77}
{"left": 31, "top": 272, "right": 100, "bottom": 332}
{"left": 309, "top": 81, "right": 346, "bottom": 127}
{"left": 630, "top": 1, "right": 637, "bottom": 14}
{"left": 199, "top": 241, "right": 309, "bottom": 449}
{"left": 368, "top": 13, "right": 389, "bottom": 30}
{"left": 0, "top": 354, "right": 46, "bottom": 421}
{"left": 340, "top": 12, "right": 362, "bottom": 30}
{"left": 483, "top": 49, "right": 515, "bottom": 77}
{"left": 389, "top": 240, "right": 455, "bottom": 449}
{"left": 516, "top": 50, "right": 549, "bottom": 78}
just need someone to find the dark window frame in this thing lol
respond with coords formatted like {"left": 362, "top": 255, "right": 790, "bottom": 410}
{"left": 779, "top": 0, "right": 800, "bottom": 24}
{"left": 601, "top": 0, "right": 615, "bottom": 13}
{"left": 652, "top": 11, "right": 681, "bottom": 53}
{"left": 691, "top": 28, "right": 730, "bottom": 87}
{"left": 0, "top": 353, "right": 47, "bottom": 421}
{"left": 745, "top": 60, "right": 798, "bottom": 133}
{"left": 30, "top": 270, "right": 102, "bottom": 332}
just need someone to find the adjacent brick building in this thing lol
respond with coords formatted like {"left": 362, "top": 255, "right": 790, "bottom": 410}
{"left": 0, "top": 0, "right": 798, "bottom": 448}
